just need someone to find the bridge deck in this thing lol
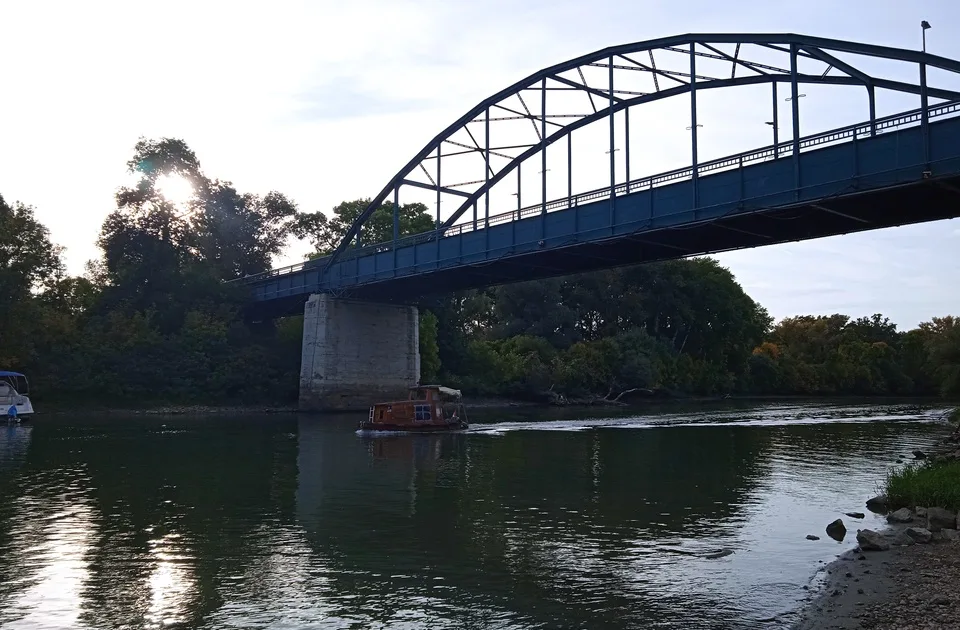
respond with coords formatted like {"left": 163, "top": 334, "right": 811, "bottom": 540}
{"left": 244, "top": 107, "right": 960, "bottom": 316}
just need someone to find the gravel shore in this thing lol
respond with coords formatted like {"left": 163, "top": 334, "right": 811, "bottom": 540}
{"left": 794, "top": 418, "right": 960, "bottom": 630}
{"left": 793, "top": 524, "right": 960, "bottom": 629}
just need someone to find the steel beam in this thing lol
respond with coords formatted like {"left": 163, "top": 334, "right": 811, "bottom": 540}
{"left": 790, "top": 44, "right": 801, "bottom": 197}
{"left": 772, "top": 82, "right": 779, "bottom": 157}
{"left": 921, "top": 63, "right": 930, "bottom": 166}
{"left": 609, "top": 56, "right": 616, "bottom": 229}
{"left": 690, "top": 42, "right": 699, "bottom": 210}
{"left": 326, "top": 35, "right": 960, "bottom": 273}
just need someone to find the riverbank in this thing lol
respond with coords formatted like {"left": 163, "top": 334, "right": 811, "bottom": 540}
{"left": 793, "top": 523, "right": 960, "bottom": 629}
{"left": 794, "top": 410, "right": 960, "bottom": 629}
{"left": 34, "top": 394, "right": 953, "bottom": 417}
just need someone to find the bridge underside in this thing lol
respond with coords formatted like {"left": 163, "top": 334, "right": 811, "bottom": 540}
{"left": 253, "top": 175, "right": 960, "bottom": 319}
{"left": 247, "top": 114, "right": 960, "bottom": 319}
{"left": 352, "top": 175, "right": 960, "bottom": 296}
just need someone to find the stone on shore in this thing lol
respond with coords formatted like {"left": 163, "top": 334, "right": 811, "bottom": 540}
{"left": 806, "top": 534, "right": 820, "bottom": 540}
{"left": 887, "top": 507, "right": 914, "bottom": 523}
{"left": 926, "top": 507, "right": 956, "bottom": 532}
{"left": 891, "top": 531, "right": 916, "bottom": 546}
{"left": 913, "top": 449, "right": 927, "bottom": 459}
{"left": 825, "top": 519, "right": 846, "bottom": 541}
{"left": 857, "top": 529, "right": 890, "bottom": 551}
{"left": 915, "top": 506, "right": 928, "bottom": 519}
{"left": 866, "top": 495, "right": 888, "bottom": 512}
{"left": 905, "top": 527, "right": 933, "bottom": 544}
{"left": 844, "top": 512, "right": 865, "bottom": 519}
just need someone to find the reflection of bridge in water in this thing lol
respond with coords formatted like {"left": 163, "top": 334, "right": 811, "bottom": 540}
{"left": 293, "top": 414, "right": 779, "bottom": 627}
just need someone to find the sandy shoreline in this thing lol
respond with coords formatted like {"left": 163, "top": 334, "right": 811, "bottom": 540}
{"left": 791, "top": 522, "right": 955, "bottom": 629}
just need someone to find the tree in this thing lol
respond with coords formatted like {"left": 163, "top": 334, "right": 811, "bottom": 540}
{"left": 0, "top": 195, "right": 65, "bottom": 366}
{"left": 195, "top": 184, "right": 297, "bottom": 278}
{"left": 419, "top": 310, "right": 441, "bottom": 383}
{"left": 292, "top": 199, "right": 433, "bottom": 256}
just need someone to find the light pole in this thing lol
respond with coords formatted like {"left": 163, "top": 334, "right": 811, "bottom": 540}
{"left": 765, "top": 121, "right": 778, "bottom": 156}
{"left": 921, "top": 20, "right": 931, "bottom": 53}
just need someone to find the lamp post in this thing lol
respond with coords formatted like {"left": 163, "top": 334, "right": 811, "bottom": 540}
{"left": 765, "top": 121, "right": 778, "bottom": 156}
{"left": 921, "top": 20, "right": 931, "bottom": 53}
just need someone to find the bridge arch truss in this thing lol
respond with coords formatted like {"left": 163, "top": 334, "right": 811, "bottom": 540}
{"left": 324, "top": 33, "right": 960, "bottom": 273}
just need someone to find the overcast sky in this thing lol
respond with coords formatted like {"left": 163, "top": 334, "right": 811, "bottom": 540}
{"left": 1, "top": 0, "right": 958, "bottom": 328}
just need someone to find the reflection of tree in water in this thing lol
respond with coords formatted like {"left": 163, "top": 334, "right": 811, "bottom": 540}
{"left": 0, "top": 415, "right": 299, "bottom": 629}
{"left": 296, "top": 419, "right": 775, "bottom": 628}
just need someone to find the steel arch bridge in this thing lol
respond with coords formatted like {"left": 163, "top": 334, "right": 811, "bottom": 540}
{"left": 240, "top": 33, "right": 960, "bottom": 316}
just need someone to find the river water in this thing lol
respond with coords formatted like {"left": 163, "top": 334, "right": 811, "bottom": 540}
{"left": 0, "top": 401, "right": 950, "bottom": 629}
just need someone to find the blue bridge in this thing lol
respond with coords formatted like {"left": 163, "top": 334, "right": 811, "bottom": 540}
{"left": 244, "top": 34, "right": 960, "bottom": 410}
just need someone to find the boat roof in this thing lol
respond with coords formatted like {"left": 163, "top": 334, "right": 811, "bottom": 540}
{"left": 0, "top": 371, "right": 24, "bottom": 378}
{"left": 410, "top": 385, "right": 462, "bottom": 397}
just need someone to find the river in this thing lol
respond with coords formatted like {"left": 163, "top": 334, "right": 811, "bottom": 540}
{"left": 0, "top": 401, "right": 950, "bottom": 629}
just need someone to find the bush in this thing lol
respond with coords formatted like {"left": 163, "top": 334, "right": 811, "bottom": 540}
{"left": 885, "top": 460, "right": 960, "bottom": 512}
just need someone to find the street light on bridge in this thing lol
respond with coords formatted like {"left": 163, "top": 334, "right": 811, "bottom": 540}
{"left": 785, "top": 94, "right": 806, "bottom": 102}
{"left": 921, "top": 21, "right": 931, "bottom": 53}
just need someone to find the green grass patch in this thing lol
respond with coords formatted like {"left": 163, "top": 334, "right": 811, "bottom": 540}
{"left": 886, "top": 459, "right": 960, "bottom": 512}
{"left": 950, "top": 407, "right": 960, "bottom": 424}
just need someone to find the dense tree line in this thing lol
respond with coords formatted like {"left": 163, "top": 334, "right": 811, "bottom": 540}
{"left": 2, "top": 138, "right": 958, "bottom": 406}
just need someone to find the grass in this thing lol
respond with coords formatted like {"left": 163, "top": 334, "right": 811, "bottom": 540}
{"left": 886, "top": 459, "right": 960, "bottom": 512}
{"left": 950, "top": 407, "right": 960, "bottom": 424}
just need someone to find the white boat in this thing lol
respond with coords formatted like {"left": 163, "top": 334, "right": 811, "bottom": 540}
{"left": 0, "top": 372, "right": 34, "bottom": 420}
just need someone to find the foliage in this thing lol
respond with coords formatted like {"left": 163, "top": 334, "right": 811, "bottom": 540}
{"left": 419, "top": 310, "right": 441, "bottom": 384}
{"left": 292, "top": 199, "right": 433, "bottom": 256}
{"left": 885, "top": 460, "right": 960, "bottom": 512}
{"left": 3, "top": 137, "right": 960, "bottom": 407}
{"left": 1, "top": 139, "right": 302, "bottom": 405}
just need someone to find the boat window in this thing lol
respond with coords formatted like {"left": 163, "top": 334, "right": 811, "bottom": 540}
{"left": 414, "top": 404, "right": 431, "bottom": 421}
{"left": 378, "top": 408, "right": 384, "bottom": 420}
{"left": 0, "top": 383, "right": 10, "bottom": 397}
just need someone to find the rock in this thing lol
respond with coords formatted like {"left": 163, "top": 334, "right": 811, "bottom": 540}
{"left": 887, "top": 507, "right": 914, "bottom": 523}
{"left": 845, "top": 512, "right": 866, "bottom": 519}
{"left": 806, "top": 534, "right": 820, "bottom": 540}
{"left": 913, "top": 450, "right": 927, "bottom": 459}
{"left": 866, "top": 495, "right": 888, "bottom": 512}
{"left": 905, "top": 527, "right": 933, "bottom": 543}
{"left": 826, "top": 519, "right": 847, "bottom": 541}
{"left": 915, "top": 507, "right": 928, "bottom": 519}
{"left": 891, "top": 532, "right": 915, "bottom": 546}
{"left": 702, "top": 549, "right": 734, "bottom": 559}
{"left": 926, "top": 507, "right": 957, "bottom": 532}
{"left": 857, "top": 529, "right": 891, "bottom": 551}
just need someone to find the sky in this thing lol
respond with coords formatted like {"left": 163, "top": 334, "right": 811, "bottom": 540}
{"left": 1, "top": 0, "right": 959, "bottom": 329}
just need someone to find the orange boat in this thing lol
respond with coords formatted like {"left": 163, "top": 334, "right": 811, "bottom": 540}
{"left": 360, "top": 385, "right": 468, "bottom": 433}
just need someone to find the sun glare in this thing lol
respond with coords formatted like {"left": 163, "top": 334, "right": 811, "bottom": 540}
{"left": 155, "top": 174, "right": 195, "bottom": 207}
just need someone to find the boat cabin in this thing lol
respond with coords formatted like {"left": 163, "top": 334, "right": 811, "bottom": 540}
{"left": 0, "top": 371, "right": 34, "bottom": 418}
{"left": 363, "top": 385, "right": 466, "bottom": 431}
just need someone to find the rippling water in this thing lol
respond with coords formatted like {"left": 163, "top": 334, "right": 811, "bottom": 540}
{"left": 0, "top": 401, "right": 950, "bottom": 629}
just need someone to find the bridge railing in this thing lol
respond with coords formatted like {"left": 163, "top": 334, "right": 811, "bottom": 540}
{"left": 233, "top": 99, "right": 960, "bottom": 286}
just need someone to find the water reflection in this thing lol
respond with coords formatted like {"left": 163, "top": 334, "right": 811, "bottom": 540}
{"left": 0, "top": 404, "right": 949, "bottom": 629}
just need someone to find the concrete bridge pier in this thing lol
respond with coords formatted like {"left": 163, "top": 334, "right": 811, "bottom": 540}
{"left": 299, "top": 293, "right": 420, "bottom": 411}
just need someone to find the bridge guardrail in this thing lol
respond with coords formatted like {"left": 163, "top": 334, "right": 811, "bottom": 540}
{"left": 231, "top": 99, "right": 960, "bottom": 286}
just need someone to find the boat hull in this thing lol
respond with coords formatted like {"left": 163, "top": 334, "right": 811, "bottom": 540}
{"left": 357, "top": 421, "right": 467, "bottom": 433}
{"left": 5, "top": 397, "right": 33, "bottom": 419}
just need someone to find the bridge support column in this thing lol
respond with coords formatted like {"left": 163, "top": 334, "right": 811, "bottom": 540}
{"left": 299, "top": 294, "right": 420, "bottom": 411}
